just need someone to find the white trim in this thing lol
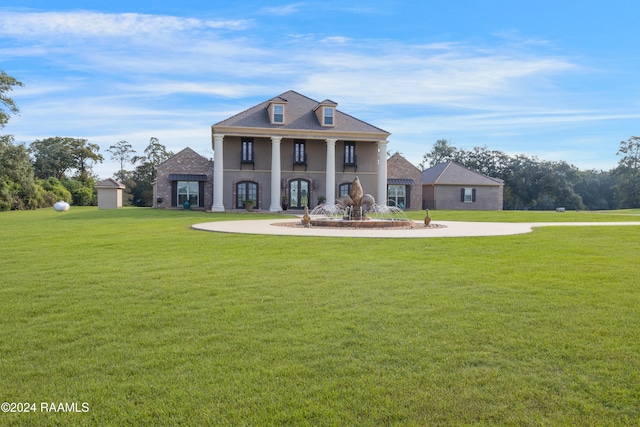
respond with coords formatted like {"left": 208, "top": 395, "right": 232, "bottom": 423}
{"left": 269, "top": 136, "right": 282, "bottom": 212}
{"left": 325, "top": 139, "right": 337, "bottom": 204}
{"left": 211, "top": 134, "right": 225, "bottom": 211}
{"left": 377, "top": 140, "right": 388, "bottom": 205}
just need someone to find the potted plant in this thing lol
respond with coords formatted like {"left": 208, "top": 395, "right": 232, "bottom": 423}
{"left": 317, "top": 196, "right": 326, "bottom": 206}
{"left": 281, "top": 195, "right": 288, "bottom": 211}
{"left": 243, "top": 198, "right": 255, "bottom": 212}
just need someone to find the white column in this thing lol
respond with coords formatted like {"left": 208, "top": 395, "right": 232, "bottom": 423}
{"left": 377, "top": 140, "right": 388, "bottom": 206}
{"left": 325, "top": 139, "right": 337, "bottom": 204}
{"left": 269, "top": 136, "right": 282, "bottom": 212}
{"left": 211, "top": 134, "right": 225, "bottom": 211}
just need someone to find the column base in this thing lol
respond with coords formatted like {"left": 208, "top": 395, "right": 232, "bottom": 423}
{"left": 211, "top": 204, "right": 225, "bottom": 212}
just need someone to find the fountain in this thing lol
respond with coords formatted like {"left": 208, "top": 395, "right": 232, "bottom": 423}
{"left": 308, "top": 177, "right": 413, "bottom": 229}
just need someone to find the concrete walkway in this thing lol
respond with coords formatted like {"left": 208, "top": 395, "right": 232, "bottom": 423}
{"left": 191, "top": 218, "right": 640, "bottom": 238}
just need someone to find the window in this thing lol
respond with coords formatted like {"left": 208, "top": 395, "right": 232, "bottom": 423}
{"left": 294, "top": 140, "right": 306, "bottom": 164}
{"left": 388, "top": 185, "right": 406, "bottom": 209}
{"left": 339, "top": 183, "right": 351, "bottom": 198}
{"left": 236, "top": 181, "right": 258, "bottom": 209}
{"left": 344, "top": 142, "right": 356, "bottom": 165}
{"left": 177, "top": 181, "right": 199, "bottom": 206}
{"left": 323, "top": 107, "right": 334, "bottom": 125}
{"left": 241, "top": 138, "right": 254, "bottom": 162}
{"left": 462, "top": 188, "right": 476, "bottom": 203}
{"left": 273, "top": 104, "right": 284, "bottom": 123}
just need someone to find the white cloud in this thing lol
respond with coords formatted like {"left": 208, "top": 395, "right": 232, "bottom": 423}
{"left": 259, "top": 3, "right": 305, "bottom": 16}
{"left": 3, "top": 9, "right": 631, "bottom": 174}
{"left": 0, "top": 10, "right": 249, "bottom": 38}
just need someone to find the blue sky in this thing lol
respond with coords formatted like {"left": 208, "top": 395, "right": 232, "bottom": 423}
{"left": 2, "top": 0, "right": 638, "bottom": 179}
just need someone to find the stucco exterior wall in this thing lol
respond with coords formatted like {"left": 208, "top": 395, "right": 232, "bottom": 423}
{"left": 97, "top": 188, "right": 122, "bottom": 209}
{"left": 221, "top": 137, "right": 380, "bottom": 210}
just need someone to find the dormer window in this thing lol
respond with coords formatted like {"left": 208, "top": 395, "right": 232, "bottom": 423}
{"left": 268, "top": 98, "right": 287, "bottom": 125}
{"left": 273, "top": 104, "right": 284, "bottom": 123}
{"left": 314, "top": 99, "right": 337, "bottom": 127}
{"left": 323, "top": 107, "right": 334, "bottom": 126}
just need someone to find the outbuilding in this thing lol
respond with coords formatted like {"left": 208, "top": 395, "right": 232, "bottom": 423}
{"left": 95, "top": 178, "right": 126, "bottom": 209}
{"left": 422, "top": 162, "right": 504, "bottom": 210}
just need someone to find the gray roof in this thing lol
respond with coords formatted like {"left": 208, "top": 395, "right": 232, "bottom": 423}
{"left": 213, "top": 90, "right": 389, "bottom": 136}
{"left": 388, "top": 178, "right": 415, "bottom": 185}
{"left": 422, "top": 162, "right": 503, "bottom": 186}
{"left": 95, "top": 178, "right": 125, "bottom": 188}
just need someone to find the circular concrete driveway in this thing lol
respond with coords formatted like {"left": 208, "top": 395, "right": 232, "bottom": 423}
{"left": 192, "top": 218, "right": 640, "bottom": 238}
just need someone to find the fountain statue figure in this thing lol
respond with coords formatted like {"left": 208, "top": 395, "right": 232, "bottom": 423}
{"left": 309, "top": 176, "right": 413, "bottom": 228}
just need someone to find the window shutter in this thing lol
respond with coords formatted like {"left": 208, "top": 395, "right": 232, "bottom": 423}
{"left": 461, "top": 188, "right": 465, "bottom": 202}
{"left": 472, "top": 188, "right": 476, "bottom": 202}
{"left": 199, "top": 182, "right": 205, "bottom": 207}
{"left": 406, "top": 185, "right": 411, "bottom": 209}
{"left": 171, "top": 181, "right": 177, "bottom": 207}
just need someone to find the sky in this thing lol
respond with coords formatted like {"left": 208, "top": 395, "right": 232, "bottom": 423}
{"left": 1, "top": 0, "right": 638, "bottom": 179}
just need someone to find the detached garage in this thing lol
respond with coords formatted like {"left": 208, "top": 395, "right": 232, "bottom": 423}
{"left": 422, "top": 162, "right": 504, "bottom": 210}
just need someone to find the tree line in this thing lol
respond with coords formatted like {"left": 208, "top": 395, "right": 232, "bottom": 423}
{"left": 418, "top": 138, "right": 640, "bottom": 210}
{"left": 2, "top": 69, "right": 638, "bottom": 211}
{"left": 0, "top": 70, "right": 173, "bottom": 210}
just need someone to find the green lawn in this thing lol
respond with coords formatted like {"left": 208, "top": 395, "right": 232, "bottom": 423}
{"left": 1, "top": 207, "right": 639, "bottom": 426}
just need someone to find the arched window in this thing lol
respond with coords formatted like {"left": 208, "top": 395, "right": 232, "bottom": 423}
{"left": 236, "top": 181, "right": 258, "bottom": 209}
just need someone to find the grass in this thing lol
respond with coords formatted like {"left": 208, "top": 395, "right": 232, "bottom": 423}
{"left": 1, "top": 207, "right": 639, "bottom": 426}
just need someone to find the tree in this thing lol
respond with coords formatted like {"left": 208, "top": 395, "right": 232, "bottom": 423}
{"left": 613, "top": 136, "right": 640, "bottom": 208}
{"left": 133, "top": 137, "right": 173, "bottom": 171}
{"left": 573, "top": 170, "right": 615, "bottom": 210}
{"left": 30, "top": 137, "right": 103, "bottom": 181}
{"left": 0, "top": 72, "right": 40, "bottom": 211}
{"left": 130, "top": 137, "right": 173, "bottom": 206}
{"left": 457, "top": 146, "right": 511, "bottom": 178}
{"left": 0, "top": 136, "right": 40, "bottom": 210}
{"left": 107, "top": 140, "right": 136, "bottom": 182}
{"left": 419, "top": 139, "right": 458, "bottom": 170}
{"left": 0, "top": 70, "right": 23, "bottom": 129}
{"left": 30, "top": 137, "right": 75, "bottom": 179}
{"left": 69, "top": 138, "right": 104, "bottom": 183}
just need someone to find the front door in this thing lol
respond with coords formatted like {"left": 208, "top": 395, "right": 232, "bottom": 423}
{"left": 289, "top": 179, "right": 310, "bottom": 209}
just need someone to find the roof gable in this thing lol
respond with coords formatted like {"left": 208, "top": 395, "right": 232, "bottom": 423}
{"left": 422, "top": 162, "right": 503, "bottom": 186}
{"left": 212, "top": 90, "right": 389, "bottom": 136}
{"left": 156, "top": 147, "right": 209, "bottom": 169}
{"left": 387, "top": 153, "right": 421, "bottom": 175}
{"left": 96, "top": 178, "right": 125, "bottom": 188}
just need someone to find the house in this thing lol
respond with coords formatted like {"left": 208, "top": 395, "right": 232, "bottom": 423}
{"left": 154, "top": 147, "right": 213, "bottom": 209}
{"left": 386, "top": 153, "right": 422, "bottom": 210}
{"left": 210, "top": 90, "right": 391, "bottom": 211}
{"left": 95, "top": 178, "right": 126, "bottom": 209}
{"left": 422, "top": 161, "right": 504, "bottom": 210}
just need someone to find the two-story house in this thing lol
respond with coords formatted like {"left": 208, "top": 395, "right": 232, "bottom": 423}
{"left": 210, "top": 90, "right": 391, "bottom": 211}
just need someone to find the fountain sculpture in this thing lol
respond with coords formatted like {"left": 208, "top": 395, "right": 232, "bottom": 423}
{"left": 308, "top": 176, "right": 413, "bottom": 228}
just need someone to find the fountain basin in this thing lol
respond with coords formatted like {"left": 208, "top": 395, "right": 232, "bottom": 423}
{"left": 310, "top": 217, "right": 413, "bottom": 229}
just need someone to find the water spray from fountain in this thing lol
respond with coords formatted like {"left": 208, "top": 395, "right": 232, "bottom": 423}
{"left": 309, "top": 176, "right": 412, "bottom": 228}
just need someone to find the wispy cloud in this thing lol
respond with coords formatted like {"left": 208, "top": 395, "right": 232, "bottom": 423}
{"left": 0, "top": 10, "right": 249, "bottom": 38}
{"left": 259, "top": 3, "right": 305, "bottom": 16}
{"left": 3, "top": 8, "right": 629, "bottom": 175}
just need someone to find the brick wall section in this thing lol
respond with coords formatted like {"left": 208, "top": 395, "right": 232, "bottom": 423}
{"left": 155, "top": 147, "right": 213, "bottom": 209}
{"left": 387, "top": 153, "right": 423, "bottom": 210}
